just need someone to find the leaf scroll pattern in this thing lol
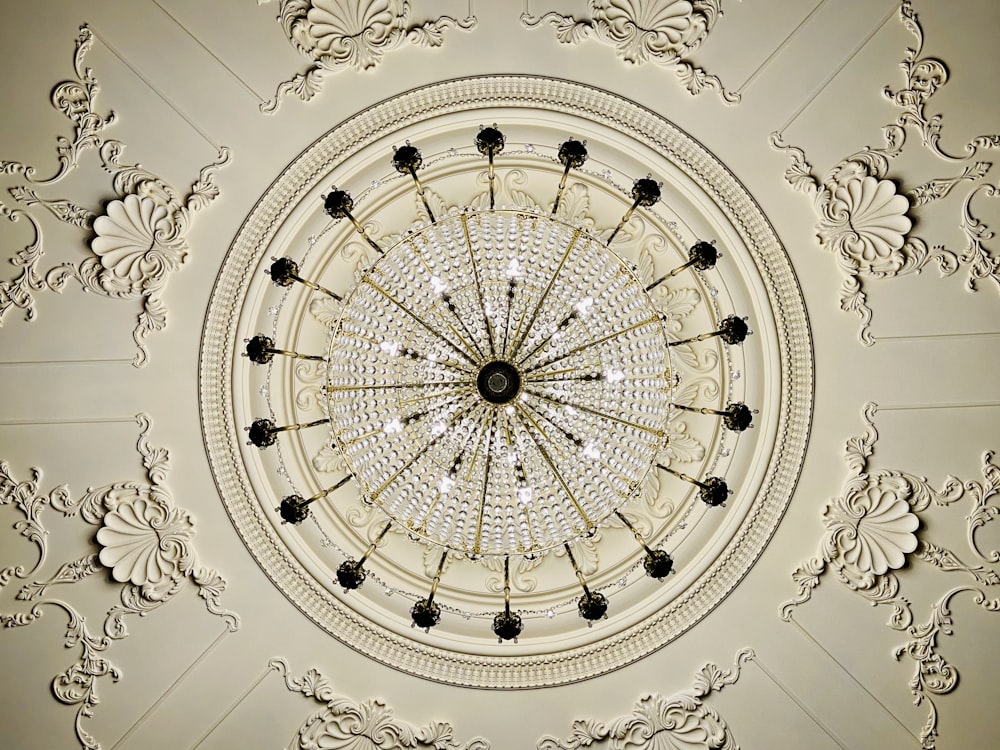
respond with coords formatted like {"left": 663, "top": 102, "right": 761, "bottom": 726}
{"left": 0, "top": 25, "right": 230, "bottom": 366}
{"left": 536, "top": 649, "right": 752, "bottom": 749}
{"left": 271, "top": 658, "right": 491, "bottom": 749}
{"left": 0, "top": 414, "right": 239, "bottom": 750}
{"left": 769, "top": 0, "right": 999, "bottom": 345}
{"left": 782, "top": 403, "right": 999, "bottom": 749}
{"left": 261, "top": 0, "right": 477, "bottom": 113}
{"left": 522, "top": 1, "right": 738, "bottom": 104}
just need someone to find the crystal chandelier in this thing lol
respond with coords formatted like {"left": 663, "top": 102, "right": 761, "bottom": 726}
{"left": 244, "top": 127, "right": 752, "bottom": 642}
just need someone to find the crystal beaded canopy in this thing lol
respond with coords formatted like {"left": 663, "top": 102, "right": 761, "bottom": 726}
{"left": 326, "top": 209, "right": 672, "bottom": 556}
{"left": 243, "top": 126, "right": 757, "bottom": 638}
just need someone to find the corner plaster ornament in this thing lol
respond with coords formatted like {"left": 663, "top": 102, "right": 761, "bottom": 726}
{"left": 521, "top": 0, "right": 738, "bottom": 104}
{"left": 270, "top": 658, "right": 492, "bottom": 750}
{"left": 0, "top": 414, "right": 239, "bottom": 750}
{"left": 260, "top": 0, "right": 477, "bottom": 113}
{"left": 537, "top": 648, "right": 751, "bottom": 749}
{"left": 782, "top": 403, "right": 999, "bottom": 749}
{"left": 0, "top": 25, "right": 230, "bottom": 366}
{"left": 770, "top": 0, "right": 999, "bottom": 345}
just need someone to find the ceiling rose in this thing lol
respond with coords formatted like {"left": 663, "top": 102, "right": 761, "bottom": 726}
{"left": 200, "top": 76, "right": 813, "bottom": 687}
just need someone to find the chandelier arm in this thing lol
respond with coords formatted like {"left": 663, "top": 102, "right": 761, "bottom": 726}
{"left": 515, "top": 404, "right": 594, "bottom": 534}
{"left": 508, "top": 229, "right": 582, "bottom": 358}
{"left": 551, "top": 139, "right": 587, "bottom": 218}
{"left": 363, "top": 278, "right": 479, "bottom": 367}
{"left": 614, "top": 510, "right": 654, "bottom": 556}
{"left": 460, "top": 214, "right": 497, "bottom": 358}
{"left": 345, "top": 212, "right": 384, "bottom": 256}
{"left": 522, "top": 314, "right": 661, "bottom": 375}
{"left": 551, "top": 162, "right": 573, "bottom": 218}
{"left": 291, "top": 271, "right": 343, "bottom": 300}
{"left": 409, "top": 166, "right": 436, "bottom": 223}
{"left": 668, "top": 328, "right": 724, "bottom": 347}
{"left": 564, "top": 544, "right": 587, "bottom": 591}
{"left": 645, "top": 258, "right": 695, "bottom": 292}
{"left": 429, "top": 549, "right": 448, "bottom": 601}
{"left": 657, "top": 463, "right": 707, "bottom": 489}
{"left": 606, "top": 199, "right": 641, "bottom": 245}
{"left": 358, "top": 520, "right": 393, "bottom": 566}
{"left": 607, "top": 177, "right": 661, "bottom": 245}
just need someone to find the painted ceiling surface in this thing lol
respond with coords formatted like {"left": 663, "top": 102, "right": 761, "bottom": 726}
{"left": 0, "top": 1, "right": 998, "bottom": 749}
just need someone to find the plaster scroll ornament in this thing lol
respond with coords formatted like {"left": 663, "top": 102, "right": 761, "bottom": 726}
{"left": 0, "top": 25, "right": 230, "bottom": 367}
{"left": 0, "top": 414, "right": 239, "bottom": 750}
{"left": 770, "top": 0, "right": 999, "bottom": 345}
{"left": 260, "top": 0, "right": 477, "bottom": 113}
{"left": 271, "top": 658, "right": 492, "bottom": 750}
{"left": 537, "top": 648, "right": 751, "bottom": 749}
{"left": 521, "top": 0, "right": 738, "bottom": 104}
{"left": 782, "top": 403, "right": 999, "bottom": 749}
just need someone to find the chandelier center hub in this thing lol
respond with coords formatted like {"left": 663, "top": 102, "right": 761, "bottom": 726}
{"left": 478, "top": 361, "right": 521, "bottom": 404}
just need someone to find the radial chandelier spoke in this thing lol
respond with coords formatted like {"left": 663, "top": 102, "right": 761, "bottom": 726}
{"left": 243, "top": 127, "right": 757, "bottom": 640}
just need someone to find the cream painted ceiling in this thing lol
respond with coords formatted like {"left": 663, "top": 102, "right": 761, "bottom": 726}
{"left": 1, "top": 1, "right": 998, "bottom": 749}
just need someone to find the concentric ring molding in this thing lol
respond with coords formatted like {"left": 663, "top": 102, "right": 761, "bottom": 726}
{"left": 200, "top": 76, "right": 813, "bottom": 688}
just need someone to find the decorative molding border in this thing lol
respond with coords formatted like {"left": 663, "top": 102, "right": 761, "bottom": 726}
{"left": 0, "top": 25, "right": 230, "bottom": 367}
{"left": 201, "top": 75, "right": 813, "bottom": 687}
{"left": 260, "top": 0, "right": 477, "bottom": 113}
{"left": 271, "top": 658, "right": 491, "bottom": 749}
{"left": 521, "top": 0, "right": 738, "bottom": 104}
{"left": 272, "top": 649, "right": 750, "bottom": 749}
{"left": 537, "top": 648, "right": 751, "bottom": 749}
{"left": 0, "top": 414, "right": 239, "bottom": 750}
{"left": 782, "top": 402, "right": 999, "bottom": 749}
{"left": 770, "top": 0, "right": 999, "bottom": 345}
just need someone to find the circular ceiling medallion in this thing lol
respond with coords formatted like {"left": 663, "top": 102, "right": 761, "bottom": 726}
{"left": 200, "top": 76, "right": 813, "bottom": 687}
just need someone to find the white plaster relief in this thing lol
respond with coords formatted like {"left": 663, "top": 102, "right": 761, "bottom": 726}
{"left": 770, "top": 0, "right": 999, "bottom": 345}
{"left": 260, "top": 0, "right": 477, "bottom": 113}
{"left": 0, "top": 414, "right": 239, "bottom": 750}
{"left": 537, "top": 648, "right": 751, "bottom": 749}
{"left": 521, "top": 0, "right": 738, "bottom": 104}
{"left": 0, "top": 25, "right": 230, "bottom": 367}
{"left": 271, "top": 658, "right": 491, "bottom": 749}
{"left": 782, "top": 402, "right": 999, "bottom": 749}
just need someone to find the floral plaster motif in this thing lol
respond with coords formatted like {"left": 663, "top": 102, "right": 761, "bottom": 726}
{"left": 771, "top": 1, "right": 999, "bottom": 344}
{"left": 522, "top": 0, "right": 737, "bottom": 104}
{"left": 537, "top": 649, "right": 751, "bottom": 749}
{"left": 261, "top": 0, "right": 477, "bottom": 113}
{"left": 271, "top": 658, "right": 491, "bottom": 749}
{"left": 0, "top": 414, "right": 238, "bottom": 750}
{"left": 782, "top": 403, "right": 999, "bottom": 749}
{"left": 0, "top": 25, "right": 230, "bottom": 366}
